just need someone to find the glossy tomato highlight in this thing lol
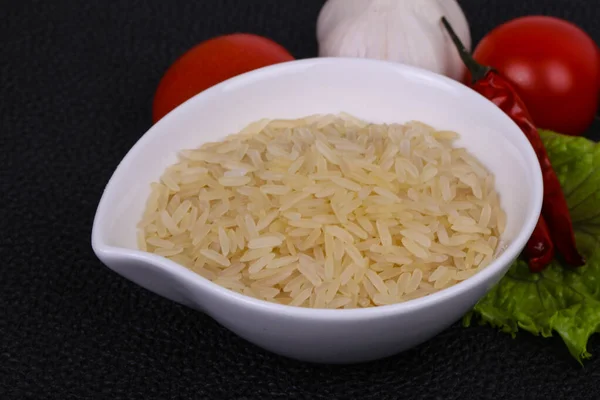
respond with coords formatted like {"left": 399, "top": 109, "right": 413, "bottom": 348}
{"left": 153, "top": 34, "right": 294, "bottom": 123}
{"left": 472, "top": 16, "right": 599, "bottom": 136}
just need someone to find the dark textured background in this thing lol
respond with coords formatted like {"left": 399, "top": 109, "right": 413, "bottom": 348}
{"left": 2, "top": 0, "right": 600, "bottom": 399}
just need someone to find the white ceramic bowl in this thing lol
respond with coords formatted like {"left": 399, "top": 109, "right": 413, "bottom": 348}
{"left": 92, "top": 58, "right": 543, "bottom": 364}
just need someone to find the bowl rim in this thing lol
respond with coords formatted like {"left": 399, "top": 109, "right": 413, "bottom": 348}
{"left": 92, "top": 57, "right": 544, "bottom": 320}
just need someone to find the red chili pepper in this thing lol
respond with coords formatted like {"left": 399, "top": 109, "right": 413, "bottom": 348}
{"left": 441, "top": 17, "right": 585, "bottom": 271}
{"left": 525, "top": 216, "right": 556, "bottom": 273}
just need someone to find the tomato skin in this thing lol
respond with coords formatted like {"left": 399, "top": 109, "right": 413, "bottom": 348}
{"left": 153, "top": 33, "right": 294, "bottom": 123}
{"left": 472, "top": 16, "right": 599, "bottom": 136}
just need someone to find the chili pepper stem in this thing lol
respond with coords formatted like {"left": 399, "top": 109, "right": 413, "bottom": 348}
{"left": 441, "top": 17, "right": 492, "bottom": 83}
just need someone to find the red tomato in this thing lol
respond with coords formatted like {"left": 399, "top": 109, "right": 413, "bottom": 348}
{"left": 153, "top": 33, "right": 294, "bottom": 123}
{"left": 472, "top": 16, "right": 599, "bottom": 136}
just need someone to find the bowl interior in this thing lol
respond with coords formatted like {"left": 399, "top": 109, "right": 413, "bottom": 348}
{"left": 94, "top": 58, "right": 541, "bottom": 271}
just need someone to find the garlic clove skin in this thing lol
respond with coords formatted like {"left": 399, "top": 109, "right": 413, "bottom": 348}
{"left": 316, "top": 0, "right": 371, "bottom": 47}
{"left": 433, "top": 0, "right": 472, "bottom": 80}
{"left": 316, "top": 0, "right": 472, "bottom": 81}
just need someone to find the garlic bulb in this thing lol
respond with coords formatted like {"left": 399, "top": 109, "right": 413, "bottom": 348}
{"left": 316, "top": 0, "right": 472, "bottom": 80}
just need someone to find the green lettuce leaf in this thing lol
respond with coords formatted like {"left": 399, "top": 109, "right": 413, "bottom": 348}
{"left": 464, "top": 130, "right": 600, "bottom": 363}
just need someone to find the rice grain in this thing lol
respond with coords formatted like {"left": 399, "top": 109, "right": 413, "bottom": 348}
{"left": 139, "top": 114, "right": 505, "bottom": 309}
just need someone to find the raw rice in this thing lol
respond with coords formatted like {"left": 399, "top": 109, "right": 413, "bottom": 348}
{"left": 138, "top": 114, "right": 506, "bottom": 309}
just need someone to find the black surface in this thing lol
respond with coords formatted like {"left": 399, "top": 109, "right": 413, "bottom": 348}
{"left": 2, "top": 0, "right": 600, "bottom": 399}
